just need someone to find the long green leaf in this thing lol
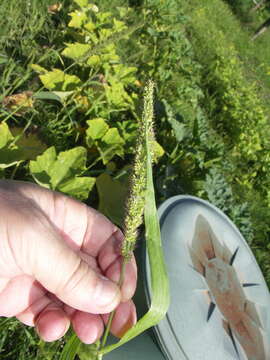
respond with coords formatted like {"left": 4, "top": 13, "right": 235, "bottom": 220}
{"left": 60, "top": 334, "right": 81, "bottom": 360}
{"left": 100, "top": 81, "right": 170, "bottom": 355}
{"left": 60, "top": 81, "right": 170, "bottom": 359}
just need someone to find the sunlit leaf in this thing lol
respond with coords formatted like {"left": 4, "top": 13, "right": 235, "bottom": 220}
{"left": 84, "top": 21, "right": 96, "bottom": 32}
{"left": 50, "top": 147, "right": 87, "bottom": 189}
{"left": 90, "top": 4, "right": 99, "bottom": 12}
{"left": 113, "top": 18, "right": 127, "bottom": 32}
{"left": 58, "top": 177, "right": 95, "bottom": 200}
{"left": 29, "top": 147, "right": 57, "bottom": 187}
{"left": 68, "top": 10, "right": 87, "bottom": 28}
{"left": 30, "top": 64, "right": 48, "bottom": 74}
{"left": 101, "top": 44, "right": 119, "bottom": 63}
{"left": 102, "top": 128, "right": 124, "bottom": 146}
{"left": 0, "top": 124, "right": 45, "bottom": 168}
{"left": 99, "top": 28, "right": 114, "bottom": 40}
{"left": 98, "top": 128, "right": 125, "bottom": 164}
{"left": 62, "top": 43, "right": 91, "bottom": 61}
{"left": 40, "top": 69, "right": 81, "bottom": 91}
{"left": 29, "top": 147, "right": 93, "bottom": 200}
{"left": 86, "top": 118, "right": 109, "bottom": 141}
{"left": 39, "top": 69, "right": 65, "bottom": 90}
{"left": 112, "top": 64, "right": 137, "bottom": 85}
{"left": 96, "top": 12, "right": 111, "bottom": 23}
{"left": 104, "top": 80, "right": 133, "bottom": 109}
{"left": 87, "top": 55, "right": 100, "bottom": 66}
{"left": 0, "top": 123, "right": 22, "bottom": 169}
{"left": 53, "top": 91, "right": 74, "bottom": 102}
{"left": 151, "top": 140, "right": 165, "bottom": 162}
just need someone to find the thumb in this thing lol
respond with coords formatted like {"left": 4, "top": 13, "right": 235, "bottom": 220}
{"left": 27, "top": 222, "right": 121, "bottom": 314}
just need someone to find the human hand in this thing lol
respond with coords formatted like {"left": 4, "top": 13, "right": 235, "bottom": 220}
{"left": 0, "top": 180, "right": 137, "bottom": 343}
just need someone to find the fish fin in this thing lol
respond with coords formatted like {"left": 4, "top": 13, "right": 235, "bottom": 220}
{"left": 188, "top": 246, "right": 205, "bottom": 276}
{"left": 192, "top": 215, "right": 215, "bottom": 261}
{"left": 228, "top": 324, "right": 240, "bottom": 359}
{"left": 207, "top": 301, "right": 216, "bottom": 321}
{"left": 223, "top": 321, "right": 240, "bottom": 359}
{"left": 242, "top": 283, "right": 259, "bottom": 287}
{"left": 229, "top": 246, "right": 239, "bottom": 266}
{"left": 222, "top": 319, "right": 230, "bottom": 336}
{"left": 222, "top": 242, "right": 233, "bottom": 264}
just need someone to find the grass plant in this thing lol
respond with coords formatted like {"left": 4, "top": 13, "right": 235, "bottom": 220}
{"left": 60, "top": 81, "right": 170, "bottom": 360}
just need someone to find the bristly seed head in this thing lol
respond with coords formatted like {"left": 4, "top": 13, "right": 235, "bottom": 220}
{"left": 121, "top": 80, "right": 155, "bottom": 260}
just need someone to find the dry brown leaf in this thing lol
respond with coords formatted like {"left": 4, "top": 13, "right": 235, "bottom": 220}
{"left": 48, "top": 3, "right": 62, "bottom": 14}
{"left": 2, "top": 91, "right": 34, "bottom": 116}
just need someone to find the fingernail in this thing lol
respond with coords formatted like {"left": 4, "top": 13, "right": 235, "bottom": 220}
{"left": 60, "top": 319, "right": 70, "bottom": 338}
{"left": 115, "top": 303, "right": 137, "bottom": 338}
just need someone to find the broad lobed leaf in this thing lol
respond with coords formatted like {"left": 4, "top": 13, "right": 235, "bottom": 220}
{"left": 29, "top": 147, "right": 95, "bottom": 199}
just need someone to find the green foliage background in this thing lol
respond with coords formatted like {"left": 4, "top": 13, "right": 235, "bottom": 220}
{"left": 0, "top": 0, "right": 270, "bottom": 358}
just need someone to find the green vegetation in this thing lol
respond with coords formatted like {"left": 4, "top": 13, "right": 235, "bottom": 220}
{"left": 60, "top": 81, "right": 170, "bottom": 360}
{"left": 1, "top": 0, "right": 270, "bottom": 358}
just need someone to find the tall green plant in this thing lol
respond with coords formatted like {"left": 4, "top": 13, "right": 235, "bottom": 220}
{"left": 60, "top": 81, "right": 170, "bottom": 360}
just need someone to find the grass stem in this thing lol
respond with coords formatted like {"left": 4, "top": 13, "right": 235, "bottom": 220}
{"left": 99, "top": 258, "right": 127, "bottom": 354}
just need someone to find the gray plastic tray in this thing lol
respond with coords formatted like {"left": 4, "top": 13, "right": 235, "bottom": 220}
{"left": 144, "top": 195, "right": 270, "bottom": 360}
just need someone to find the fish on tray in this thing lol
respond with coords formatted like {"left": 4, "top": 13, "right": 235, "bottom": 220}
{"left": 188, "top": 215, "right": 267, "bottom": 360}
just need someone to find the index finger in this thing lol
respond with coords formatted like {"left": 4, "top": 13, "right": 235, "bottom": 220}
{"left": 6, "top": 180, "right": 119, "bottom": 256}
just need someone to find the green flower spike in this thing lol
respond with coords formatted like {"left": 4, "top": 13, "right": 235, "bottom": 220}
{"left": 122, "top": 80, "right": 155, "bottom": 260}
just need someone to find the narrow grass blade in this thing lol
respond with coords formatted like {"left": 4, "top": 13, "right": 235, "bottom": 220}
{"left": 60, "top": 334, "right": 81, "bottom": 360}
{"left": 100, "top": 81, "right": 170, "bottom": 355}
{"left": 60, "top": 81, "right": 170, "bottom": 359}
